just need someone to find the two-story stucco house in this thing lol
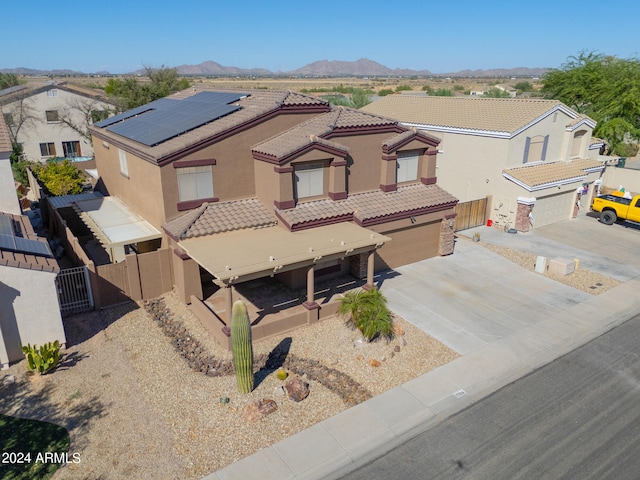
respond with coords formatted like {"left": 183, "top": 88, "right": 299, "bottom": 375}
{"left": 87, "top": 87, "right": 457, "bottom": 339}
{"left": 0, "top": 82, "right": 114, "bottom": 162}
{"left": 361, "top": 95, "right": 605, "bottom": 231}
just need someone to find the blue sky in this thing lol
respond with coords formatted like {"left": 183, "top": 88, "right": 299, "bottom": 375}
{"left": 3, "top": 0, "right": 639, "bottom": 74}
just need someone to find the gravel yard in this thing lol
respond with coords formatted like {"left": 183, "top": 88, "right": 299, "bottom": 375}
{"left": 1, "top": 290, "right": 458, "bottom": 479}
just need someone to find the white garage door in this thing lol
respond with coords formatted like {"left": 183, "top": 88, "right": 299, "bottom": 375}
{"left": 532, "top": 190, "right": 575, "bottom": 228}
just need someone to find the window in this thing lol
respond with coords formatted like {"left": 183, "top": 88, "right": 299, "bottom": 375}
{"left": 63, "top": 141, "right": 81, "bottom": 158}
{"left": 46, "top": 89, "right": 58, "bottom": 97}
{"left": 177, "top": 165, "right": 213, "bottom": 201}
{"left": 571, "top": 130, "right": 586, "bottom": 157}
{"left": 39, "top": 142, "right": 56, "bottom": 157}
{"left": 523, "top": 135, "right": 548, "bottom": 163}
{"left": 295, "top": 163, "right": 324, "bottom": 199}
{"left": 45, "top": 110, "right": 59, "bottom": 122}
{"left": 396, "top": 151, "right": 419, "bottom": 183}
{"left": 118, "top": 149, "right": 129, "bottom": 177}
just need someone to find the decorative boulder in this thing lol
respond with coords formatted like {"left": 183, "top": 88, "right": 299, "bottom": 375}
{"left": 284, "top": 377, "right": 310, "bottom": 402}
{"left": 242, "top": 399, "right": 278, "bottom": 422}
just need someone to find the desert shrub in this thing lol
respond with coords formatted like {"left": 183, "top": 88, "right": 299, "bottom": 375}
{"left": 21, "top": 341, "right": 61, "bottom": 375}
{"left": 338, "top": 288, "right": 393, "bottom": 341}
{"left": 378, "top": 89, "right": 394, "bottom": 96}
{"left": 32, "top": 159, "right": 83, "bottom": 196}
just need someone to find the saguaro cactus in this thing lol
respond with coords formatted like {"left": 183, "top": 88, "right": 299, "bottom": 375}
{"left": 231, "top": 300, "right": 254, "bottom": 393}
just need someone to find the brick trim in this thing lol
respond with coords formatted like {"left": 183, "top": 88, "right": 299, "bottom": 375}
{"left": 421, "top": 176, "right": 437, "bottom": 185}
{"left": 274, "top": 199, "right": 295, "bottom": 210}
{"left": 380, "top": 183, "right": 397, "bottom": 192}
{"left": 329, "top": 191, "right": 347, "bottom": 201}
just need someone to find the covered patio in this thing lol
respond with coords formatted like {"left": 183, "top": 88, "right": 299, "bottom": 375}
{"left": 177, "top": 222, "right": 390, "bottom": 347}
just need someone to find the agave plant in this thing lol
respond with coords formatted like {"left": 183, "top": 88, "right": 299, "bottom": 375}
{"left": 337, "top": 288, "right": 393, "bottom": 342}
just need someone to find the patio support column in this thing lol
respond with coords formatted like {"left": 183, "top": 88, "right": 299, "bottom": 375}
{"left": 303, "top": 264, "right": 320, "bottom": 324}
{"left": 225, "top": 284, "right": 234, "bottom": 324}
{"left": 363, "top": 250, "right": 376, "bottom": 290}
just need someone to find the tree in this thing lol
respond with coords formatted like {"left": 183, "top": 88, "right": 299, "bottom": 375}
{"left": 32, "top": 160, "right": 84, "bottom": 196}
{"left": 57, "top": 96, "right": 115, "bottom": 144}
{"left": 104, "top": 66, "right": 191, "bottom": 110}
{"left": 431, "top": 88, "right": 454, "bottom": 96}
{"left": 514, "top": 81, "right": 534, "bottom": 92}
{"left": 0, "top": 73, "right": 20, "bottom": 90}
{"left": 482, "top": 87, "right": 512, "bottom": 98}
{"left": 327, "top": 88, "right": 372, "bottom": 109}
{"left": 541, "top": 52, "right": 640, "bottom": 155}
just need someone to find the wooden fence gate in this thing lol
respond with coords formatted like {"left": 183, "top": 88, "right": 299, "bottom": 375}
{"left": 57, "top": 266, "right": 94, "bottom": 315}
{"left": 454, "top": 197, "right": 488, "bottom": 231}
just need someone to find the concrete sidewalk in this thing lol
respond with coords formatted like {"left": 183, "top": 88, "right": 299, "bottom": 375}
{"left": 207, "top": 217, "right": 640, "bottom": 480}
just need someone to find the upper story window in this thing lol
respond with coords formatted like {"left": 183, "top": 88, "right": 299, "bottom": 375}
{"left": 47, "top": 89, "right": 58, "bottom": 97}
{"left": 571, "top": 130, "right": 586, "bottom": 157}
{"left": 118, "top": 149, "right": 129, "bottom": 177}
{"left": 396, "top": 150, "right": 419, "bottom": 183}
{"left": 45, "top": 110, "right": 59, "bottom": 122}
{"left": 523, "top": 135, "right": 548, "bottom": 163}
{"left": 294, "top": 163, "right": 324, "bottom": 200}
{"left": 177, "top": 165, "right": 214, "bottom": 202}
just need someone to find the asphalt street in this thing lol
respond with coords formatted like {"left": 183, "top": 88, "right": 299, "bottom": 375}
{"left": 342, "top": 313, "right": 640, "bottom": 480}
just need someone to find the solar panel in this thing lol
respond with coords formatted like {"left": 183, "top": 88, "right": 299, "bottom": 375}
{"left": 0, "top": 215, "right": 13, "bottom": 236}
{"left": 94, "top": 105, "right": 156, "bottom": 128}
{"left": 106, "top": 103, "right": 240, "bottom": 146}
{"left": 14, "top": 237, "right": 54, "bottom": 257}
{"left": 0, "top": 215, "right": 53, "bottom": 257}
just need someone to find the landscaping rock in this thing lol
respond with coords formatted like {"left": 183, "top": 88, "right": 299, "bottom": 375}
{"left": 368, "top": 359, "right": 381, "bottom": 367}
{"left": 242, "top": 399, "right": 278, "bottom": 422}
{"left": 284, "top": 377, "right": 310, "bottom": 402}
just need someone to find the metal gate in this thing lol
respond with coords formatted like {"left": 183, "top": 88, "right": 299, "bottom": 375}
{"left": 57, "top": 266, "right": 94, "bottom": 315}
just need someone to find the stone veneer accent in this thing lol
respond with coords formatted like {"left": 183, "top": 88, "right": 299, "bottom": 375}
{"left": 438, "top": 216, "right": 456, "bottom": 256}
{"left": 349, "top": 252, "right": 368, "bottom": 279}
{"left": 516, "top": 202, "right": 533, "bottom": 232}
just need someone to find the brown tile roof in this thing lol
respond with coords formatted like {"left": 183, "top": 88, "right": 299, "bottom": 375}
{"left": 0, "top": 106, "right": 12, "bottom": 154}
{"left": 0, "top": 212, "right": 59, "bottom": 273}
{"left": 503, "top": 159, "right": 604, "bottom": 190}
{"left": 252, "top": 107, "right": 397, "bottom": 161}
{"left": 163, "top": 198, "right": 277, "bottom": 240}
{"left": 361, "top": 95, "right": 593, "bottom": 136}
{"left": 90, "top": 88, "right": 330, "bottom": 165}
{"left": 276, "top": 183, "right": 458, "bottom": 230}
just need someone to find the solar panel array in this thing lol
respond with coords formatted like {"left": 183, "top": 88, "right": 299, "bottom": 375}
{"left": 0, "top": 215, "right": 53, "bottom": 257}
{"left": 95, "top": 91, "right": 249, "bottom": 147}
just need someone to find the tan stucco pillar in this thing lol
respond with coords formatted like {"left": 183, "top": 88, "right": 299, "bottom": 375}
{"left": 274, "top": 166, "right": 295, "bottom": 209}
{"left": 362, "top": 250, "right": 376, "bottom": 290}
{"left": 303, "top": 264, "right": 319, "bottom": 323}
{"left": 380, "top": 154, "right": 397, "bottom": 192}
{"left": 421, "top": 149, "right": 438, "bottom": 185}
{"left": 329, "top": 159, "right": 347, "bottom": 200}
{"left": 172, "top": 248, "right": 203, "bottom": 304}
{"left": 225, "top": 284, "right": 234, "bottom": 323}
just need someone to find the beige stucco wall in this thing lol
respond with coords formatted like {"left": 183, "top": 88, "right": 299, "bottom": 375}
{"left": 4, "top": 87, "right": 111, "bottom": 162}
{"left": 0, "top": 157, "right": 21, "bottom": 215}
{"left": 602, "top": 166, "right": 640, "bottom": 194}
{"left": 93, "top": 140, "right": 167, "bottom": 229}
{"left": 0, "top": 267, "right": 65, "bottom": 368}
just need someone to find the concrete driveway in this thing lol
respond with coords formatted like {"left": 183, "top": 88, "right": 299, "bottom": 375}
{"left": 378, "top": 214, "right": 640, "bottom": 354}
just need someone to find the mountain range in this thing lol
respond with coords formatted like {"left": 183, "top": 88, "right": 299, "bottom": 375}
{"left": 1, "top": 58, "right": 549, "bottom": 78}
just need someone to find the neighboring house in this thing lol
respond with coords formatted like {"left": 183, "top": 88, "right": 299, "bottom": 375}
{"left": 0, "top": 82, "right": 114, "bottom": 162}
{"left": 494, "top": 84, "right": 518, "bottom": 97}
{"left": 0, "top": 108, "right": 21, "bottom": 215}
{"left": 87, "top": 87, "right": 457, "bottom": 328}
{"left": 0, "top": 211, "right": 65, "bottom": 369}
{"left": 361, "top": 95, "right": 604, "bottom": 231}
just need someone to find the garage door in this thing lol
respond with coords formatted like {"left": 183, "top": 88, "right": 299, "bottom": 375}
{"left": 375, "top": 220, "right": 441, "bottom": 270}
{"left": 532, "top": 190, "right": 575, "bottom": 228}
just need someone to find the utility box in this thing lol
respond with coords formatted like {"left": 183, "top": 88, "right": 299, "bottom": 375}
{"left": 548, "top": 257, "right": 575, "bottom": 276}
